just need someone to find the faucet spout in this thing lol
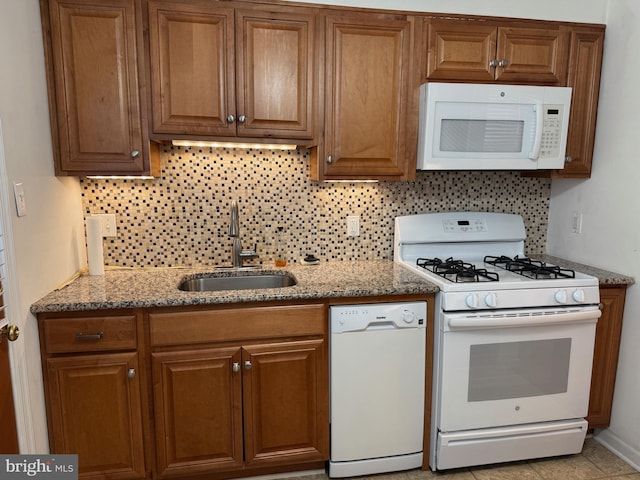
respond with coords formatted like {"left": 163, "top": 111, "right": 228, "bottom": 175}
{"left": 229, "top": 199, "right": 239, "bottom": 237}
{"left": 227, "top": 199, "right": 259, "bottom": 269}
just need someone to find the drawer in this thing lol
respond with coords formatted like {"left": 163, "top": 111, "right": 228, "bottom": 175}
{"left": 150, "top": 304, "right": 326, "bottom": 347}
{"left": 43, "top": 315, "right": 137, "bottom": 354}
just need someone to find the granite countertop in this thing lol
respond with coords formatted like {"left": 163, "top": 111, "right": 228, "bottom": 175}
{"left": 30, "top": 257, "right": 634, "bottom": 314}
{"left": 537, "top": 254, "right": 635, "bottom": 286}
{"left": 30, "top": 260, "right": 440, "bottom": 314}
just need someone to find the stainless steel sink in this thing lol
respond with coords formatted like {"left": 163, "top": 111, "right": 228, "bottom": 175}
{"left": 178, "top": 272, "right": 297, "bottom": 292}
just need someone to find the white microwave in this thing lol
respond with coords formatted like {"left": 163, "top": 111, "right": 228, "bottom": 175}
{"left": 417, "top": 82, "right": 572, "bottom": 171}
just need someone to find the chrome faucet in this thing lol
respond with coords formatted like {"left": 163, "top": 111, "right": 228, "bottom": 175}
{"left": 228, "top": 199, "right": 258, "bottom": 269}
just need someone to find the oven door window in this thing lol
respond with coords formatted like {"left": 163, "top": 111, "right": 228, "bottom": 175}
{"left": 438, "top": 316, "right": 596, "bottom": 432}
{"left": 468, "top": 338, "right": 571, "bottom": 402}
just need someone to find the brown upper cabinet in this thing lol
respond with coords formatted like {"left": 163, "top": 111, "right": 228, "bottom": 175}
{"left": 311, "top": 12, "right": 420, "bottom": 181}
{"left": 424, "top": 18, "right": 570, "bottom": 85}
{"left": 147, "top": 1, "right": 318, "bottom": 141}
{"left": 554, "top": 26, "right": 604, "bottom": 178}
{"left": 40, "top": 0, "right": 159, "bottom": 176}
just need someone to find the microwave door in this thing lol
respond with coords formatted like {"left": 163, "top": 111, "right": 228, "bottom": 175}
{"left": 425, "top": 102, "right": 539, "bottom": 170}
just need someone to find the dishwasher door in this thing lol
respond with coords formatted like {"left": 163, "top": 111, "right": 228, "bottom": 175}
{"left": 329, "top": 302, "right": 427, "bottom": 478}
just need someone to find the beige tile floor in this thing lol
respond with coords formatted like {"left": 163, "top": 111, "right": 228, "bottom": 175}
{"left": 297, "top": 438, "right": 639, "bottom": 480}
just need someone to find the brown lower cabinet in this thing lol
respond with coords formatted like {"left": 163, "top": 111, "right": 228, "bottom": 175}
{"left": 587, "top": 285, "right": 628, "bottom": 429}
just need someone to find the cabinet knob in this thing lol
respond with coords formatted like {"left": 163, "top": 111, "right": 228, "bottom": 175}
{"left": 489, "top": 59, "right": 499, "bottom": 68}
{"left": 326, "top": 155, "right": 333, "bottom": 164}
{"left": 498, "top": 59, "right": 509, "bottom": 68}
{"left": 565, "top": 156, "right": 573, "bottom": 163}
{"left": 131, "top": 150, "right": 140, "bottom": 158}
{"left": 127, "top": 368, "right": 136, "bottom": 379}
{"left": 232, "top": 362, "right": 240, "bottom": 373}
{"left": 0, "top": 324, "right": 20, "bottom": 343}
{"left": 244, "top": 360, "right": 252, "bottom": 371}
{"left": 238, "top": 115, "right": 246, "bottom": 124}
{"left": 227, "top": 114, "right": 235, "bottom": 124}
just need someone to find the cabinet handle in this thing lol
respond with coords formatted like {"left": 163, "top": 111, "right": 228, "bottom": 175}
{"left": 238, "top": 115, "right": 246, "bottom": 124}
{"left": 498, "top": 59, "right": 509, "bottom": 68}
{"left": 131, "top": 150, "right": 140, "bottom": 158}
{"left": 489, "top": 59, "right": 498, "bottom": 68}
{"left": 326, "top": 155, "right": 333, "bottom": 164}
{"left": 232, "top": 362, "right": 240, "bottom": 373}
{"left": 227, "top": 114, "right": 235, "bottom": 124}
{"left": 127, "top": 368, "right": 136, "bottom": 379}
{"left": 244, "top": 360, "right": 252, "bottom": 371}
{"left": 75, "top": 332, "right": 104, "bottom": 340}
{"left": 565, "top": 156, "right": 573, "bottom": 163}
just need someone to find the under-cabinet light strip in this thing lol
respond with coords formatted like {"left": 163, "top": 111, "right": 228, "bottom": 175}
{"left": 171, "top": 140, "right": 298, "bottom": 150}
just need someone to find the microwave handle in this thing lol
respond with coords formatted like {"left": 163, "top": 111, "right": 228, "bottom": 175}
{"left": 529, "top": 103, "right": 544, "bottom": 160}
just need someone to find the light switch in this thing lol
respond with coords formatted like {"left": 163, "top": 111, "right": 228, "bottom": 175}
{"left": 13, "top": 181, "right": 26, "bottom": 217}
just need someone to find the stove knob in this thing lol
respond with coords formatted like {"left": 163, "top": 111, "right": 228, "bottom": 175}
{"left": 554, "top": 289, "right": 568, "bottom": 304}
{"left": 402, "top": 309, "right": 417, "bottom": 324}
{"left": 465, "top": 294, "right": 479, "bottom": 308}
{"left": 572, "top": 289, "right": 586, "bottom": 303}
{"left": 484, "top": 292, "right": 498, "bottom": 308}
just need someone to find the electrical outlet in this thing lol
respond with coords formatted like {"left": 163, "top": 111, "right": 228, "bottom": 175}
{"left": 571, "top": 211, "right": 582, "bottom": 234}
{"left": 93, "top": 214, "right": 117, "bottom": 238}
{"left": 13, "top": 181, "right": 27, "bottom": 217}
{"left": 347, "top": 215, "right": 360, "bottom": 237}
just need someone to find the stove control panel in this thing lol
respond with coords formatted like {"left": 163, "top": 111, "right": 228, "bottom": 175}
{"left": 442, "top": 219, "right": 487, "bottom": 233}
{"left": 445, "top": 285, "right": 600, "bottom": 311}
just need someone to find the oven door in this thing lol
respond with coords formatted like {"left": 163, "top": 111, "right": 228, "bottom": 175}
{"left": 438, "top": 306, "right": 600, "bottom": 432}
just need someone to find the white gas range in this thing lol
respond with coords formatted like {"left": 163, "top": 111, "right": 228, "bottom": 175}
{"left": 394, "top": 212, "right": 601, "bottom": 471}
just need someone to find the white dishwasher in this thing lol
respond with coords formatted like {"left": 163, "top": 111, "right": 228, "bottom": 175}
{"left": 329, "top": 301, "right": 427, "bottom": 478}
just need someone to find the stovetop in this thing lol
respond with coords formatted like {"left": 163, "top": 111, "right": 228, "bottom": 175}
{"left": 394, "top": 212, "right": 600, "bottom": 311}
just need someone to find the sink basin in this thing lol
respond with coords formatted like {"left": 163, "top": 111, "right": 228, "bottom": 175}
{"left": 178, "top": 272, "right": 297, "bottom": 292}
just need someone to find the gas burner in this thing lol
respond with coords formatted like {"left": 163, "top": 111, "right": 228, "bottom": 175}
{"left": 484, "top": 255, "right": 576, "bottom": 280}
{"left": 417, "top": 257, "right": 499, "bottom": 283}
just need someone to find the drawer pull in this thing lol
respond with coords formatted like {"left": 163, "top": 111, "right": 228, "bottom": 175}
{"left": 76, "top": 332, "right": 104, "bottom": 340}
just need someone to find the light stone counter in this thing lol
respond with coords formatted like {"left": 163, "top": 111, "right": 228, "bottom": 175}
{"left": 538, "top": 255, "right": 635, "bottom": 286}
{"left": 30, "top": 260, "right": 439, "bottom": 313}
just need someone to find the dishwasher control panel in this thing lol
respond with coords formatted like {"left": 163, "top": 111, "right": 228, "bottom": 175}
{"left": 330, "top": 301, "right": 426, "bottom": 333}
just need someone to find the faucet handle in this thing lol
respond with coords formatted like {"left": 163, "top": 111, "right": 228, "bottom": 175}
{"left": 240, "top": 243, "right": 259, "bottom": 259}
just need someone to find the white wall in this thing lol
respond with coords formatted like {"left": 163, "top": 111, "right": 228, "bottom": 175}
{"left": 0, "top": 0, "right": 85, "bottom": 452}
{"left": 289, "top": 0, "right": 607, "bottom": 23}
{"left": 547, "top": 0, "right": 640, "bottom": 468}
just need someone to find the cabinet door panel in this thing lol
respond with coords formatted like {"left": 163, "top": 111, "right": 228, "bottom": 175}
{"left": 46, "top": 352, "right": 145, "bottom": 479}
{"left": 425, "top": 20, "right": 497, "bottom": 81}
{"left": 324, "top": 14, "right": 412, "bottom": 179}
{"left": 48, "top": 0, "right": 144, "bottom": 173}
{"left": 556, "top": 28, "right": 604, "bottom": 178}
{"left": 587, "top": 286, "right": 626, "bottom": 428}
{"left": 152, "top": 347, "right": 243, "bottom": 477}
{"left": 242, "top": 339, "right": 328, "bottom": 466}
{"left": 148, "top": 1, "right": 235, "bottom": 135}
{"left": 236, "top": 9, "right": 315, "bottom": 139}
{"left": 496, "top": 26, "right": 569, "bottom": 84}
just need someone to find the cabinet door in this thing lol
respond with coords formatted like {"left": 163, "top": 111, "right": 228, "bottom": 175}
{"left": 45, "top": 0, "right": 145, "bottom": 174}
{"left": 152, "top": 347, "right": 243, "bottom": 477}
{"left": 148, "top": 1, "right": 236, "bottom": 136}
{"left": 555, "top": 27, "right": 604, "bottom": 178}
{"left": 242, "top": 339, "right": 328, "bottom": 466}
{"left": 425, "top": 20, "right": 497, "bottom": 81}
{"left": 323, "top": 13, "right": 414, "bottom": 180}
{"left": 587, "top": 286, "right": 627, "bottom": 429}
{"left": 235, "top": 8, "right": 316, "bottom": 139}
{"left": 496, "top": 26, "right": 569, "bottom": 84}
{"left": 46, "top": 352, "right": 145, "bottom": 480}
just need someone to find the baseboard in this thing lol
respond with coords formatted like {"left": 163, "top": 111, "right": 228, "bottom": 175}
{"left": 594, "top": 428, "right": 640, "bottom": 471}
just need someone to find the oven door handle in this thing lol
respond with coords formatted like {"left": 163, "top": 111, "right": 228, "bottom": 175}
{"left": 448, "top": 309, "right": 600, "bottom": 331}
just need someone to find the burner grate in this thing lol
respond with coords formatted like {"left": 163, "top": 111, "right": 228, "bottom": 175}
{"left": 417, "top": 257, "right": 500, "bottom": 283}
{"left": 484, "top": 255, "right": 575, "bottom": 279}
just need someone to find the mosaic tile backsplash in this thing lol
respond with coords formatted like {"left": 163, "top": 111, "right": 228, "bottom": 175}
{"left": 80, "top": 146, "right": 551, "bottom": 268}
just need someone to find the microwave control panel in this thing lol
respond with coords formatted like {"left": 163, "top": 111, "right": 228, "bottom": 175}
{"left": 541, "top": 104, "right": 565, "bottom": 158}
